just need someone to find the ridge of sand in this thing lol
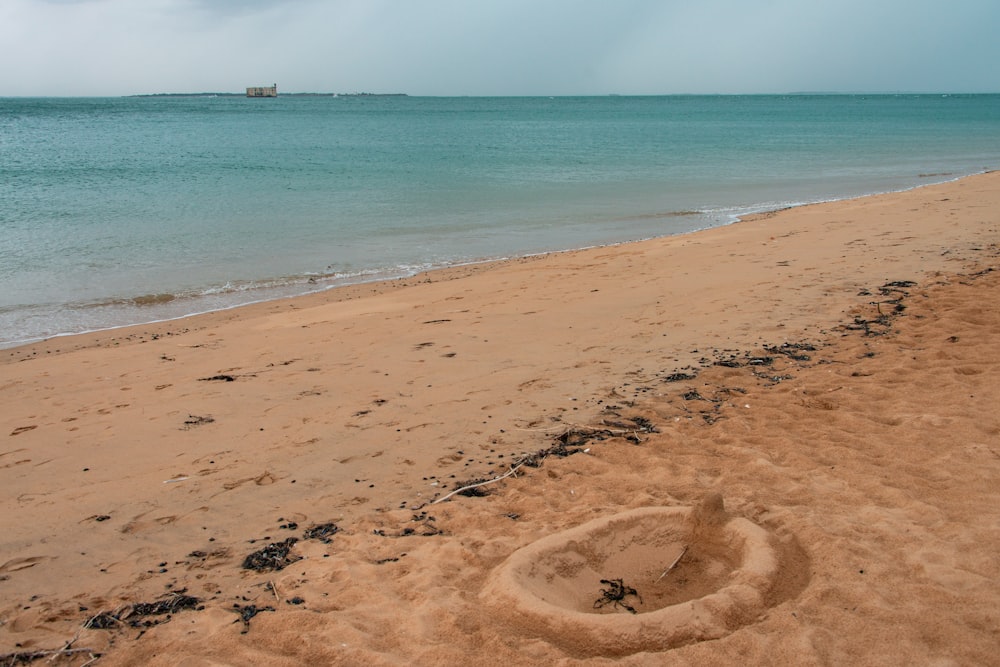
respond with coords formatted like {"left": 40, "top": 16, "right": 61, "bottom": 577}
{"left": 1, "top": 173, "right": 998, "bottom": 665}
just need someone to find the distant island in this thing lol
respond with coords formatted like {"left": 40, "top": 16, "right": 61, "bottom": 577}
{"left": 131, "top": 92, "right": 407, "bottom": 98}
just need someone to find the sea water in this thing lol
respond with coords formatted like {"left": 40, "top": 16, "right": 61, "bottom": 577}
{"left": 2, "top": 94, "right": 999, "bottom": 347}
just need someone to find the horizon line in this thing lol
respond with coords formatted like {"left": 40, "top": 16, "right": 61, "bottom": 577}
{"left": 3, "top": 90, "right": 999, "bottom": 99}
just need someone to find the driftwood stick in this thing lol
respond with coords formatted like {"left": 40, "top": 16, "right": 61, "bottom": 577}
{"left": 655, "top": 545, "right": 688, "bottom": 583}
{"left": 431, "top": 462, "right": 527, "bottom": 505}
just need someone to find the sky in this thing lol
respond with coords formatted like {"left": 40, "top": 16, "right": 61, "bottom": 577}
{"left": 2, "top": 0, "right": 998, "bottom": 96}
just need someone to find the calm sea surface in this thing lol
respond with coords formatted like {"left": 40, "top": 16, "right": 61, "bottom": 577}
{"left": 2, "top": 94, "right": 999, "bottom": 347}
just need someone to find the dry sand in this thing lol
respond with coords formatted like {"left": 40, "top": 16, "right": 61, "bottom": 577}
{"left": 2, "top": 173, "right": 999, "bottom": 666}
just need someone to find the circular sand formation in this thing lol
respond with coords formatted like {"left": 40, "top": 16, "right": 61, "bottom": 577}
{"left": 482, "top": 496, "right": 780, "bottom": 655}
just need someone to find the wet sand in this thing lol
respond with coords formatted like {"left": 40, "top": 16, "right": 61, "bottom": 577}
{"left": 2, "top": 172, "right": 999, "bottom": 665}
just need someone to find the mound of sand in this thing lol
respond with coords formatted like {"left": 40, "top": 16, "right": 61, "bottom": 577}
{"left": 483, "top": 496, "right": 784, "bottom": 655}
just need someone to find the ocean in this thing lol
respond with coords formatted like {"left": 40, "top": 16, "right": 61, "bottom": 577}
{"left": 2, "top": 94, "right": 999, "bottom": 348}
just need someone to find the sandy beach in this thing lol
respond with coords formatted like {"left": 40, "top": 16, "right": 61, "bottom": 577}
{"left": 2, "top": 172, "right": 999, "bottom": 665}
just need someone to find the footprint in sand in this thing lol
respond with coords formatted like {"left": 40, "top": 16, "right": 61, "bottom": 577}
{"left": 120, "top": 512, "right": 165, "bottom": 534}
{"left": 0, "top": 555, "right": 50, "bottom": 574}
{"left": 191, "top": 450, "right": 232, "bottom": 466}
{"left": 436, "top": 452, "right": 465, "bottom": 466}
{"left": 222, "top": 471, "right": 277, "bottom": 490}
{"left": 518, "top": 378, "right": 553, "bottom": 391}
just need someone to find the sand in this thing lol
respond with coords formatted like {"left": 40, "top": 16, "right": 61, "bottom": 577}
{"left": 2, "top": 172, "right": 999, "bottom": 666}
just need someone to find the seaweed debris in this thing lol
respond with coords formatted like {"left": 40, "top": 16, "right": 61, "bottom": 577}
{"left": 431, "top": 416, "right": 659, "bottom": 505}
{"left": 303, "top": 522, "right": 339, "bottom": 543}
{"left": 84, "top": 591, "right": 202, "bottom": 630}
{"left": 452, "top": 478, "right": 493, "bottom": 497}
{"left": 375, "top": 512, "right": 442, "bottom": 537}
{"left": 763, "top": 342, "right": 816, "bottom": 361}
{"left": 1, "top": 647, "right": 101, "bottom": 666}
{"left": 129, "top": 594, "right": 201, "bottom": 618}
{"left": 593, "top": 578, "right": 643, "bottom": 615}
{"left": 242, "top": 538, "right": 300, "bottom": 572}
{"left": 232, "top": 603, "right": 274, "bottom": 634}
{"left": 839, "top": 280, "right": 916, "bottom": 337}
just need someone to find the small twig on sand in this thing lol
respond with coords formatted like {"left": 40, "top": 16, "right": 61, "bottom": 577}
{"left": 513, "top": 424, "right": 571, "bottom": 432}
{"left": 655, "top": 545, "right": 688, "bottom": 583}
{"left": 431, "top": 462, "right": 527, "bottom": 504}
{"left": 268, "top": 580, "right": 280, "bottom": 604}
{"left": 50, "top": 623, "right": 83, "bottom": 659}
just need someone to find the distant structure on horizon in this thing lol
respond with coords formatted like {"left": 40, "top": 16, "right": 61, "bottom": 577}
{"left": 246, "top": 84, "right": 277, "bottom": 98}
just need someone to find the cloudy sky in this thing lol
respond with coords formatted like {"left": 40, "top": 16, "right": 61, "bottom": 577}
{"left": 2, "top": 0, "right": 998, "bottom": 96}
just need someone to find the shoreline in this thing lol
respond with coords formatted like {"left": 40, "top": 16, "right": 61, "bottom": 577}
{"left": 3, "top": 170, "right": 983, "bottom": 358}
{"left": 2, "top": 172, "right": 999, "bottom": 664}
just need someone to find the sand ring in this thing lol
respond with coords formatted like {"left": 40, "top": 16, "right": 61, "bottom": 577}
{"left": 481, "top": 495, "right": 780, "bottom": 656}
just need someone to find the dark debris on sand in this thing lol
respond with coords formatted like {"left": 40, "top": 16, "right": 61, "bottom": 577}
{"left": 182, "top": 414, "right": 215, "bottom": 428}
{"left": 242, "top": 538, "right": 300, "bottom": 572}
{"left": 1, "top": 648, "right": 103, "bottom": 667}
{"left": 374, "top": 512, "right": 442, "bottom": 537}
{"left": 841, "top": 280, "right": 916, "bottom": 336}
{"left": 232, "top": 603, "right": 274, "bottom": 634}
{"left": 198, "top": 374, "right": 236, "bottom": 382}
{"left": 84, "top": 591, "right": 202, "bottom": 631}
{"left": 453, "top": 478, "right": 493, "bottom": 497}
{"left": 594, "top": 578, "right": 643, "bottom": 615}
{"left": 302, "top": 522, "right": 339, "bottom": 543}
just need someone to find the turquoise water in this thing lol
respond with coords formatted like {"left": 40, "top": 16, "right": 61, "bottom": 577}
{"left": 2, "top": 94, "right": 999, "bottom": 347}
